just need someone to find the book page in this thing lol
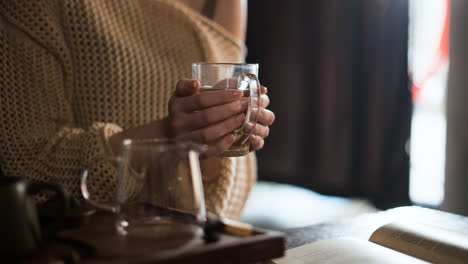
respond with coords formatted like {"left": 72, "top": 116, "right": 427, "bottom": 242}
{"left": 270, "top": 238, "right": 428, "bottom": 264}
{"left": 369, "top": 222, "right": 468, "bottom": 264}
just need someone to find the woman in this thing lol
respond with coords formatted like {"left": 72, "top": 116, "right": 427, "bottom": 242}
{"left": 0, "top": 0, "right": 275, "bottom": 219}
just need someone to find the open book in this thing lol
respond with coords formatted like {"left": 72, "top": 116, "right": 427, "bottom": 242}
{"left": 270, "top": 222, "right": 468, "bottom": 264}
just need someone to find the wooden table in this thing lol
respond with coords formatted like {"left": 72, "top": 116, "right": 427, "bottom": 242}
{"left": 284, "top": 206, "right": 468, "bottom": 250}
{"left": 18, "top": 206, "right": 468, "bottom": 263}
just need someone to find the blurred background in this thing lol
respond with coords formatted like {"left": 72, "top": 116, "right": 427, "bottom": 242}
{"left": 241, "top": 0, "right": 467, "bottom": 230}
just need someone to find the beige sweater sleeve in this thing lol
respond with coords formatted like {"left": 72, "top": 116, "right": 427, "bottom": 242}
{"left": 0, "top": 17, "right": 122, "bottom": 202}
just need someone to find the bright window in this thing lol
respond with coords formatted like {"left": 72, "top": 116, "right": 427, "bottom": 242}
{"left": 408, "top": 0, "right": 450, "bottom": 206}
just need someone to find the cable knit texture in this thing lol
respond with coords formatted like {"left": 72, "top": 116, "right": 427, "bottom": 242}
{"left": 0, "top": 0, "right": 256, "bottom": 219}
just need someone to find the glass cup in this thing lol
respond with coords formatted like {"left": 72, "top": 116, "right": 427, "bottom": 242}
{"left": 192, "top": 63, "right": 261, "bottom": 157}
{"left": 81, "top": 139, "right": 206, "bottom": 241}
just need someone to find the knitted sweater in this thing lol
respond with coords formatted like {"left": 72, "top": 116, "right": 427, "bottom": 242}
{"left": 0, "top": 0, "right": 257, "bottom": 220}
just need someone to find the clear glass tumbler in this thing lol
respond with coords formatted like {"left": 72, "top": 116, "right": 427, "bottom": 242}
{"left": 192, "top": 63, "right": 261, "bottom": 157}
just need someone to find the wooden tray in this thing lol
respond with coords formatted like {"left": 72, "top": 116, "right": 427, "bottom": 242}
{"left": 56, "top": 212, "right": 285, "bottom": 264}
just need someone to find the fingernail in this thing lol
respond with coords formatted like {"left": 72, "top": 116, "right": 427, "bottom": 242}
{"left": 262, "top": 86, "right": 268, "bottom": 94}
{"left": 245, "top": 121, "right": 255, "bottom": 132}
{"left": 193, "top": 80, "right": 199, "bottom": 89}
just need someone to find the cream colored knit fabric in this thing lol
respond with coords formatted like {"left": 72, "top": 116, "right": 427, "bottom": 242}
{"left": 0, "top": 0, "right": 256, "bottom": 220}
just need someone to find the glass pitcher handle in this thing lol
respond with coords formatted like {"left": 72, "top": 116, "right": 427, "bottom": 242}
{"left": 81, "top": 156, "right": 120, "bottom": 212}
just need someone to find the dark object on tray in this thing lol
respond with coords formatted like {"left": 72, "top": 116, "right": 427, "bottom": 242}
{"left": 0, "top": 176, "right": 70, "bottom": 258}
{"left": 39, "top": 196, "right": 95, "bottom": 231}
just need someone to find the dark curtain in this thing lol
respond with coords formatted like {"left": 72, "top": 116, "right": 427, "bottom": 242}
{"left": 246, "top": 0, "right": 412, "bottom": 209}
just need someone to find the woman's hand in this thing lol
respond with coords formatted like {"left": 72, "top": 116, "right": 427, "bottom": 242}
{"left": 109, "top": 79, "right": 274, "bottom": 158}
{"left": 168, "top": 79, "right": 249, "bottom": 159}
{"left": 248, "top": 87, "right": 275, "bottom": 152}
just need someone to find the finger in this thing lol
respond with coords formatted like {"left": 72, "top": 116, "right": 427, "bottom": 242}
{"left": 177, "top": 89, "right": 243, "bottom": 112}
{"left": 252, "top": 123, "right": 269, "bottom": 139}
{"left": 261, "top": 85, "right": 268, "bottom": 95}
{"left": 200, "top": 134, "right": 237, "bottom": 159}
{"left": 260, "top": 94, "right": 270, "bottom": 108}
{"left": 179, "top": 98, "right": 249, "bottom": 131}
{"left": 248, "top": 134, "right": 264, "bottom": 152}
{"left": 182, "top": 113, "right": 245, "bottom": 143}
{"left": 175, "top": 79, "right": 200, "bottom": 97}
{"left": 257, "top": 108, "right": 275, "bottom": 126}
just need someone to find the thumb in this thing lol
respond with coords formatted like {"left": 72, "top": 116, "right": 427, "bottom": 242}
{"left": 175, "top": 79, "right": 200, "bottom": 97}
